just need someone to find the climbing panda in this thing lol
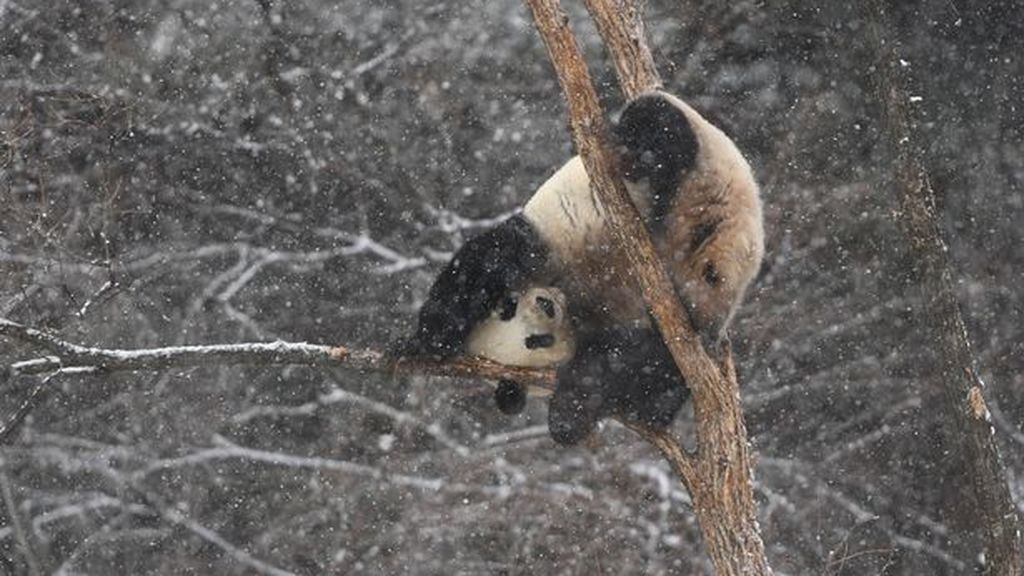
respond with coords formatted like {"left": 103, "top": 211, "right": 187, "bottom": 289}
{"left": 404, "top": 90, "right": 764, "bottom": 444}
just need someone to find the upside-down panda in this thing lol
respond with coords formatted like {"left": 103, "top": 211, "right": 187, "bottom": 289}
{"left": 404, "top": 90, "right": 764, "bottom": 445}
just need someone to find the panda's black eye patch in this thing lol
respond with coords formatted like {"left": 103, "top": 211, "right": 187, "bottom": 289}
{"left": 535, "top": 296, "right": 556, "bottom": 319}
{"left": 525, "top": 334, "right": 556, "bottom": 349}
{"left": 690, "top": 218, "right": 721, "bottom": 252}
{"left": 499, "top": 297, "right": 518, "bottom": 321}
{"left": 703, "top": 262, "right": 722, "bottom": 286}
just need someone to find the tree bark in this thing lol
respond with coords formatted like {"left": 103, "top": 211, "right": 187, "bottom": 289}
{"left": 524, "top": 1, "right": 772, "bottom": 574}
{"left": 868, "top": 2, "right": 1024, "bottom": 574}
{"left": 0, "top": 318, "right": 555, "bottom": 385}
{"left": 582, "top": 0, "right": 662, "bottom": 98}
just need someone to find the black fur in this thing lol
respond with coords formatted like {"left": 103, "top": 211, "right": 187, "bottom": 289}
{"left": 499, "top": 296, "right": 519, "bottom": 321}
{"left": 495, "top": 379, "right": 527, "bottom": 415}
{"left": 548, "top": 327, "right": 690, "bottom": 445}
{"left": 535, "top": 295, "right": 556, "bottom": 319}
{"left": 409, "top": 92, "right": 701, "bottom": 439}
{"left": 690, "top": 218, "right": 720, "bottom": 253}
{"left": 703, "top": 262, "right": 721, "bottom": 286}
{"left": 525, "top": 334, "right": 555, "bottom": 349}
{"left": 614, "top": 93, "right": 699, "bottom": 228}
{"left": 414, "top": 215, "right": 548, "bottom": 357}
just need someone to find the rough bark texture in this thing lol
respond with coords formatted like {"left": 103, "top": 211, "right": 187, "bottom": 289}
{"left": 524, "top": 0, "right": 772, "bottom": 574}
{"left": 868, "top": 3, "right": 1024, "bottom": 574}
{"left": 582, "top": 0, "right": 662, "bottom": 99}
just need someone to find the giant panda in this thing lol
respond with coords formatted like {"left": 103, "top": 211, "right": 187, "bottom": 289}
{"left": 404, "top": 90, "right": 764, "bottom": 445}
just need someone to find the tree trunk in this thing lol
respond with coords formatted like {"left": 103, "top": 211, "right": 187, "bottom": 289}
{"left": 868, "top": 2, "right": 1024, "bottom": 573}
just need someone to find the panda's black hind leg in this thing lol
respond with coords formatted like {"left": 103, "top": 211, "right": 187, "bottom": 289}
{"left": 614, "top": 92, "right": 699, "bottom": 228}
{"left": 413, "top": 215, "right": 548, "bottom": 358}
{"left": 598, "top": 327, "right": 689, "bottom": 430}
{"left": 548, "top": 327, "right": 689, "bottom": 445}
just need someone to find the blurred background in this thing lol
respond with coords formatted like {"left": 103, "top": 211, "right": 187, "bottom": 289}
{"left": 1, "top": 0, "right": 1022, "bottom": 574}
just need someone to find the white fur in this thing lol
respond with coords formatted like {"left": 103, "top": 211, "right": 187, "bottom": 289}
{"left": 465, "top": 287, "right": 576, "bottom": 368}
{"left": 521, "top": 91, "right": 764, "bottom": 337}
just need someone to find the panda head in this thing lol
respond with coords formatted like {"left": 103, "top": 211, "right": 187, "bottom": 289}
{"left": 465, "top": 286, "right": 576, "bottom": 368}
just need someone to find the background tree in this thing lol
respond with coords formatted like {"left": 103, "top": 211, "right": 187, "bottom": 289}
{"left": 868, "top": 1, "right": 1023, "bottom": 572}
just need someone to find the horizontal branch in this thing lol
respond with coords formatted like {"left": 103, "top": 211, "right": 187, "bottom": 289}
{"left": 0, "top": 318, "right": 555, "bottom": 387}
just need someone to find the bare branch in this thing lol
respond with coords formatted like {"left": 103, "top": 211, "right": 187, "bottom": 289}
{"left": 0, "top": 471, "right": 42, "bottom": 576}
{"left": 231, "top": 383, "right": 471, "bottom": 455}
{"left": 582, "top": 0, "right": 662, "bottom": 98}
{"left": 0, "top": 317, "right": 555, "bottom": 386}
{"left": 150, "top": 501, "right": 296, "bottom": 576}
{"left": 0, "top": 369, "right": 87, "bottom": 444}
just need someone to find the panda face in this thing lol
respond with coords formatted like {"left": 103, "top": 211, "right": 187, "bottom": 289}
{"left": 464, "top": 286, "right": 576, "bottom": 368}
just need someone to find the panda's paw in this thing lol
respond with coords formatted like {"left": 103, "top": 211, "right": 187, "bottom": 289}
{"left": 495, "top": 380, "right": 527, "bottom": 415}
{"left": 548, "top": 417, "right": 594, "bottom": 446}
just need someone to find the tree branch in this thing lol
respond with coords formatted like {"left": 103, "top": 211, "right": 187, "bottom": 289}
{"left": 523, "top": 1, "right": 770, "bottom": 574}
{"left": 0, "top": 317, "right": 555, "bottom": 385}
{"left": 582, "top": 0, "right": 662, "bottom": 98}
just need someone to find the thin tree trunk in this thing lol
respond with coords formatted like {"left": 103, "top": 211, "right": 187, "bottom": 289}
{"left": 868, "top": 2, "right": 1024, "bottom": 574}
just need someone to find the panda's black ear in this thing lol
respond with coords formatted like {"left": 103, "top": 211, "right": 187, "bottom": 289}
{"left": 614, "top": 92, "right": 699, "bottom": 224}
{"left": 499, "top": 296, "right": 519, "bottom": 321}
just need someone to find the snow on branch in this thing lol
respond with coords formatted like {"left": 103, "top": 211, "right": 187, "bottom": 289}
{"left": 0, "top": 317, "right": 555, "bottom": 386}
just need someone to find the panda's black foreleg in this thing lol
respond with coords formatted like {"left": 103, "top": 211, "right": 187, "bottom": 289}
{"left": 584, "top": 327, "right": 688, "bottom": 431}
{"left": 614, "top": 91, "right": 699, "bottom": 229}
{"left": 548, "top": 327, "right": 689, "bottom": 445}
{"left": 412, "top": 214, "right": 549, "bottom": 358}
{"left": 549, "top": 360, "right": 606, "bottom": 445}
{"left": 611, "top": 328, "right": 690, "bottom": 429}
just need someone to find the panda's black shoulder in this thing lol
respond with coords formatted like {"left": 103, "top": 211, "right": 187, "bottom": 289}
{"left": 615, "top": 92, "right": 698, "bottom": 170}
{"left": 614, "top": 92, "right": 700, "bottom": 226}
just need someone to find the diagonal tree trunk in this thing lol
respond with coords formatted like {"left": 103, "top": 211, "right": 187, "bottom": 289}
{"left": 523, "top": 0, "right": 772, "bottom": 573}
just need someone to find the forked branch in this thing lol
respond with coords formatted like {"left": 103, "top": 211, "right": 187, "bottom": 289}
{"left": 523, "top": 0, "right": 771, "bottom": 573}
